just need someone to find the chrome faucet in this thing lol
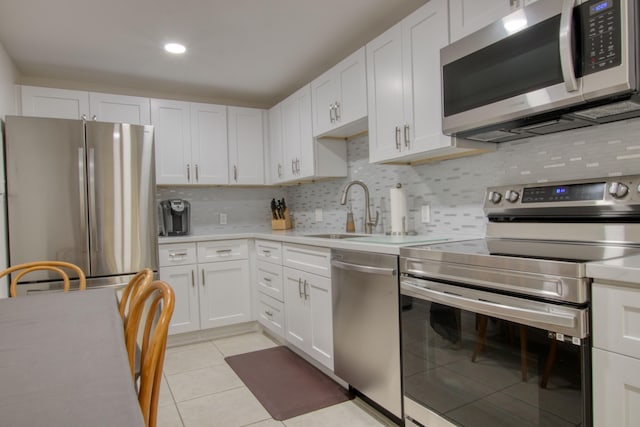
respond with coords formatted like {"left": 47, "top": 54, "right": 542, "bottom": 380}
{"left": 340, "top": 180, "right": 379, "bottom": 234}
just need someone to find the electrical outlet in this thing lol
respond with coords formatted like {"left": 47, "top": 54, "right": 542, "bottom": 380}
{"left": 315, "top": 208, "right": 323, "bottom": 222}
{"left": 220, "top": 213, "right": 228, "bottom": 225}
{"left": 421, "top": 204, "right": 431, "bottom": 223}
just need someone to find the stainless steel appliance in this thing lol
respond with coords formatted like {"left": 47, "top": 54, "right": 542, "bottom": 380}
{"left": 331, "top": 249, "right": 402, "bottom": 422}
{"left": 441, "top": 0, "right": 640, "bottom": 142}
{"left": 5, "top": 116, "right": 158, "bottom": 294}
{"left": 159, "top": 199, "right": 191, "bottom": 236}
{"left": 400, "top": 175, "right": 640, "bottom": 427}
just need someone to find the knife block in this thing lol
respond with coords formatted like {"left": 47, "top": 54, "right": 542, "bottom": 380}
{"left": 271, "top": 208, "right": 292, "bottom": 230}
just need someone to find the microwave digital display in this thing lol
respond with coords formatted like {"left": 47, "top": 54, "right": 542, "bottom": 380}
{"left": 590, "top": 1, "right": 612, "bottom": 15}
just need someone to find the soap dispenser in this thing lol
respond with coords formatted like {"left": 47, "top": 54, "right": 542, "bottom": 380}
{"left": 346, "top": 205, "right": 355, "bottom": 232}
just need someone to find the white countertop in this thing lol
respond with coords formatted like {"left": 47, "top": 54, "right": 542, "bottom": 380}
{"left": 158, "top": 230, "right": 476, "bottom": 255}
{"left": 587, "top": 253, "right": 640, "bottom": 286}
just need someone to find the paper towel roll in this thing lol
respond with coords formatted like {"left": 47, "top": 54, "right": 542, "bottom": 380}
{"left": 390, "top": 184, "right": 408, "bottom": 233}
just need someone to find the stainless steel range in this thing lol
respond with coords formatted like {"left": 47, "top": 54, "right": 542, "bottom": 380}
{"left": 400, "top": 175, "right": 640, "bottom": 427}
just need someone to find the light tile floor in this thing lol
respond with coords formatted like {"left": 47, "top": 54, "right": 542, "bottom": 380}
{"left": 157, "top": 331, "right": 395, "bottom": 427}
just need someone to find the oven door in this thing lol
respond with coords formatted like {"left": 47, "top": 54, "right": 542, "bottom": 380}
{"left": 401, "top": 277, "right": 591, "bottom": 427}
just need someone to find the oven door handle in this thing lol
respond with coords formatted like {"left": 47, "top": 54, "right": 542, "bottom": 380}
{"left": 331, "top": 260, "right": 397, "bottom": 276}
{"left": 401, "top": 280, "right": 586, "bottom": 337}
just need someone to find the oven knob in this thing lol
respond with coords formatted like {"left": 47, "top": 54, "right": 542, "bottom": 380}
{"left": 487, "top": 191, "right": 502, "bottom": 204}
{"left": 505, "top": 190, "right": 520, "bottom": 203}
{"left": 608, "top": 182, "right": 629, "bottom": 198}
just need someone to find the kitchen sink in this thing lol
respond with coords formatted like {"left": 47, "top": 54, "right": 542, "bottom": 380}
{"left": 304, "top": 233, "right": 368, "bottom": 239}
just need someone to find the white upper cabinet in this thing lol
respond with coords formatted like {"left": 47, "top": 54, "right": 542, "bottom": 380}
{"left": 20, "top": 86, "right": 150, "bottom": 124}
{"left": 21, "top": 86, "right": 90, "bottom": 119}
{"left": 311, "top": 47, "right": 367, "bottom": 138}
{"left": 227, "top": 106, "right": 265, "bottom": 185}
{"left": 267, "top": 103, "right": 284, "bottom": 184}
{"left": 449, "top": 0, "right": 523, "bottom": 43}
{"left": 88, "top": 92, "right": 151, "bottom": 124}
{"left": 152, "top": 99, "right": 229, "bottom": 185}
{"left": 190, "top": 102, "right": 228, "bottom": 185}
{"left": 367, "top": 0, "right": 493, "bottom": 164}
{"left": 273, "top": 84, "right": 347, "bottom": 184}
{"left": 151, "top": 99, "right": 192, "bottom": 185}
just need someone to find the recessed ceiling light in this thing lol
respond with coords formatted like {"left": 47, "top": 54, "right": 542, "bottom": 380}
{"left": 164, "top": 43, "right": 186, "bottom": 54}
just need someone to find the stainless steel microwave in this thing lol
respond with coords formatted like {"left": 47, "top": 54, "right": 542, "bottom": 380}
{"left": 441, "top": 0, "right": 640, "bottom": 142}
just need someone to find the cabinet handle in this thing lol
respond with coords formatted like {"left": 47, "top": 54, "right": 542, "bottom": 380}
{"left": 216, "top": 249, "right": 233, "bottom": 255}
{"left": 169, "top": 251, "right": 188, "bottom": 258}
{"left": 404, "top": 124, "right": 410, "bottom": 148}
{"left": 304, "top": 280, "right": 309, "bottom": 300}
{"left": 335, "top": 101, "right": 341, "bottom": 121}
{"left": 195, "top": 164, "right": 199, "bottom": 182}
{"left": 263, "top": 277, "right": 272, "bottom": 282}
{"left": 191, "top": 270, "right": 195, "bottom": 288}
{"left": 262, "top": 249, "right": 271, "bottom": 256}
{"left": 265, "top": 310, "right": 273, "bottom": 317}
{"left": 277, "top": 163, "right": 282, "bottom": 178}
{"left": 201, "top": 269, "right": 205, "bottom": 287}
{"left": 296, "top": 158, "right": 300, "bottom": 174}
{"left": 187, "top": 164, "right": 191, "bottom": 182}
{"left": 92, "top": 115, "right": 97, "bottom": 121}
{"left": 81, "top": 114, "right": 87, "bottom": 121}
{"left": 395, "top": 126, "right": 401, "bottom": 150}
{"left": 298, "top": 278, "right": 303, "bottom": 298}
{"left": 329, "top": 104, "right": 335, "bottom": 123}
{"left": 233, "top": 165, "right": 238, "bottom": 182}
{"left": 291, "top": 159, "right": 296, "bottom": 174}
{"left": 510, "top": 0, "right": 519, "bottom": 8}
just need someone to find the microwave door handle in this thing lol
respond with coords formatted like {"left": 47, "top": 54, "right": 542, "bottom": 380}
{"left": 559, "top": 0, "right": 578, "bottom": 92}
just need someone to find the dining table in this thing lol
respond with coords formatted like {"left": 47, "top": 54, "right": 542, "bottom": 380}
{"left": 0, "top": 287, "right": 145, "bottom": 427}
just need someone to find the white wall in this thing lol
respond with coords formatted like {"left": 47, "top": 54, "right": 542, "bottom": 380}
{"left": 0, "top": 40, "right": 18, "bottom": 298}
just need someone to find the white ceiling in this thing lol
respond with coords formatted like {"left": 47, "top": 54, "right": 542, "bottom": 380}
{"left": 0, "top": 0, "right": 428, "bottom": 108}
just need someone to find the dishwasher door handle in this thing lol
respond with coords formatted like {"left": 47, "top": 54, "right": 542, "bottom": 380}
{"left": 331, "top": 259, "right": 396, "bottom": 276}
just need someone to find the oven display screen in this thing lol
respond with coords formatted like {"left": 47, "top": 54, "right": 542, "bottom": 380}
{"left": 522, "top": 182, "right": 605, "bottom": 203}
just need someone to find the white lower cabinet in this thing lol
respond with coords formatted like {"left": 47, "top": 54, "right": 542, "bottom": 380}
{"left": 592, "top": 281, "right": 640, "bottom": 426}
{"left": 160, "top": 239, "right": 250, "bottom": 335}
{"left": 254, "top": 240, "right": 285, "bottom": 338}
{"left": 283, "top": 244, "right": 333, "bottom": 370}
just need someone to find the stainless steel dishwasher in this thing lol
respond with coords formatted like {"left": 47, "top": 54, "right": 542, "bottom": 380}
{"left": 331, "top": 249, "right": 402, "bottom": 422}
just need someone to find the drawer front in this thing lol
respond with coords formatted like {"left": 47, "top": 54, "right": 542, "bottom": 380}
{"left": 255, "top": 240, "right": 282, "bottom": 265}
{"left": 159, "top": 243, "right": 197, "bottom": 266}
{"left": 593, "top": 282, "right": 640, "bottom": 358}
{"left": 197, "top": 240, "right": 248, "bottom": 263}
{"left": 283, "top": 244, "right": 331, "bottom": 277}
{"left": 257, "top": 293, "right": 285, "bottom": 338}
{"left": 256, "top": 260, "right": 284, "bottom": 302}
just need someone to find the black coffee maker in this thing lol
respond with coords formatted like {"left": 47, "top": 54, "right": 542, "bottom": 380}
{"left": 159, "top": 199, "right": 191, "bottom": 236}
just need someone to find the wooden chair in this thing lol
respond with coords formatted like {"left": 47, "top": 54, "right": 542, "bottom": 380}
{"left": 119, "top": 268, "right": 154, "bottom": 327}
{"left": 124, "top": 280, "right": 175, "bottom": 427}
{"left": 0, "top": 261, "right": 87, "bottom": 297}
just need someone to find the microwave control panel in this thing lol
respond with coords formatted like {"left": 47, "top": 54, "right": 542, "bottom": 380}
{"left": 582, "top": 0, "right": 621, "bottom": 74}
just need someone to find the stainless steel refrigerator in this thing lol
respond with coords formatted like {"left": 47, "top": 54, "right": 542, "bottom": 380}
{"left": 5, "top": 116, "right": 158, "bottom": 294}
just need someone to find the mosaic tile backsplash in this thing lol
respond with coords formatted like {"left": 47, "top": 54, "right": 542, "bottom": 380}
{"left": 158, "top": 117, "right": 640, "bottom": 237}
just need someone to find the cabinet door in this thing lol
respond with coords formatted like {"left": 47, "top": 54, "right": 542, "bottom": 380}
{"left": 366, "top": 23, "right": 405, "bottom": 163}
{"left": 593, "top": 348, "right": 640, "bottom": 427}
{"left": 336, "top": 47, "right": 367, "bottom": 130}
{"left": 449, "top": 0, "right": 515, "bottom": 43}
{"left": 281, "top": 87, "right": 304, "bottom": 181}
{"left": 190, "top": 103, "right": 228, "bottom": 184}
{"left": 268, "top": 104, "right": 284, "bottom": 183}
{"left": 402, "top": 0, "right": 452, "bottom": 155}
{"left": 228, "top": 107, "right": 265, "bottom": 185}
{"left": 20, "top": 86, "right": 89, "bottom": 119}
{"left": 306, "top": 271, "right": 334, "bottom": 370}
{"left": 161, "top": 264, "right": 199, "bottom": 335}
{"left": 311, "top": 68, "right": 339, "bottom": 137}
{"left": 199, "top": 260, "right": 251, "bottom": 329}
{"left": 89, "top": 92, "right": 151, "bottom": 124}
{"left": 151, "top": 99, "right": 192, "bottom": 185}
{"left": 283, "top": 266, "right": 310, "bottom": 350}
{"left": 297, "top": 85, "right": 315, "bottom": 179}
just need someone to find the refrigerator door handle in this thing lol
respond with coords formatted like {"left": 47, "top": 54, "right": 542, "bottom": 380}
{"left": 88, "top": 147, "right": 98, "bottom": 254}
{"left": 78, "top": 147, "right": 88, "bottom": 253}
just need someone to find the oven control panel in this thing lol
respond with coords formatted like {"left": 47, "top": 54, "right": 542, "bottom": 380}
{"left": 484, "top": 174, "right": 640, "bottom": 210}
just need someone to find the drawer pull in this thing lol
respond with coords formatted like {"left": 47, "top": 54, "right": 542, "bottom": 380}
{"left": 216, "top": 249, "right": 233, "bottom": 254}
{"left": 265, "top": 310, "right": 273, "bottom": 317}
{"left": 169, "top": 252, "right": 188, "bottom": 257}
{"left": 263, "top": 250, "right": 271, "bottom": 256}
{"left": 263, "top": 277, "right": 272, "bottom": 282}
